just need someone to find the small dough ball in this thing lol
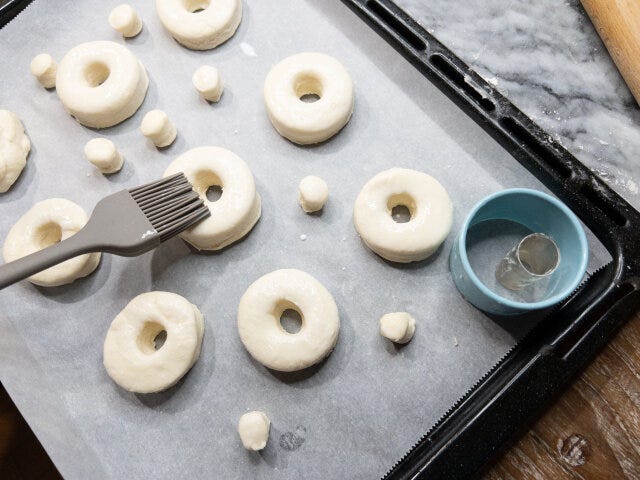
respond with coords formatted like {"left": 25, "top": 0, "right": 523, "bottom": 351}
{"left": 298, "top": 175, "right": 328, "bottom": 213}
{"left": 84, "top": 138, "right": 123, "bottom": 174}
{"left": 141, "top": 110, "right": 177, "bottom": 147}
{"left": 0, "top": 110, "right": 31, "bottom": 193}
{"left": 238, "top": 411, "right": 270, "bottom": 451}
{"left": 192, "top": 65, "right": 224, "bottom": 102}
{"left": 379, "top": 312, "right": 415, "bottom": 344}
{"left": 109, "top": 4, "right": 143, "bottom": 38}
{"left": 30, "top": 53, "right": 57, "bottom": 88}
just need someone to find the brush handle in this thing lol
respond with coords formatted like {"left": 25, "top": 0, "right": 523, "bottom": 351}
{"left": 0, "top": 230, "right": 95, "bottom": 290}
{"left": 581, "top": 0, "right": 640, "bottom": 105}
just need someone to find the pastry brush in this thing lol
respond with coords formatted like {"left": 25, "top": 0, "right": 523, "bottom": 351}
{"left": 0, "top": 172, "right": 209, "bottom": 289}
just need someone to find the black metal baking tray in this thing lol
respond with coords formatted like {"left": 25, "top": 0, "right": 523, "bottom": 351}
{"left": 2, "top": 0, "right": 640, "bottom": 479}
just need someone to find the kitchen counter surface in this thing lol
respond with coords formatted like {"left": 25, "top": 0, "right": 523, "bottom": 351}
{"left": 398, "top": 0, "right": 640, "bottom": 208}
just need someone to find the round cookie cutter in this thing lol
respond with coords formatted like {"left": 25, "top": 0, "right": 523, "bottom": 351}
{"left": 450, "top": 188, "right": 588, "bottom": 315}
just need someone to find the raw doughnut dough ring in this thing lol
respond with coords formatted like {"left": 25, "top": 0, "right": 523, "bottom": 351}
{"left": 2, "top": 199, "right": 101, "bottom": 286}
{"left": 0, "top": 110, "right": 30, "bottom": 193}
{"left": 353, "top": 168, "right": 453, "bottom": 263}
{"left": 163, "top": 146, "right": 261, "bottom": 251}
{"left": 156, "top": 0, "right": 242, "bottom": 50}
{"left": 56, "top": 41, "right": 148, "bottom": 128}
{"left": 263, "top": 52, "right": 354, "bottom": 145}
{"left": 103, "top": 291, "right": 204, "bottom": 394}
{"left": 237, "top": 269, "right": 340, "bottom": 372}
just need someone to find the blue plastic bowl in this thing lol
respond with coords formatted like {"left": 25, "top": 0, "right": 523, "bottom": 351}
{"left": 450, "top": 188, "right": 589, "bottom": 315}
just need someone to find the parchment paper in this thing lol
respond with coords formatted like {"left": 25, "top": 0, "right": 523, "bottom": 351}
{"left": 0, "top": 1, "right": 610, "bottom": 478}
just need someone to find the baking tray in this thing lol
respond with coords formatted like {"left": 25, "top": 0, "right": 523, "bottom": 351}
{"left": 0, "top": 1, "right": 639, "bottom": 479}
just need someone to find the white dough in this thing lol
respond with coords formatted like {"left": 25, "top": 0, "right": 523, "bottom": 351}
{"left": 238, "top": 411, "right": 270, "bottom": 451}
{"left": 2, "top": 199, "right": 101, "bottom": 286}
{"left": 56, "top": 41, "right": 149, "bottom": 128}
{"left": 156, "top": 0, "right": 242, "bottom": 50}
{"left": 192, "top": 65, "right": 223, "bottom": 102}
{"left": 298, "top": 175, "right": 328, "bottom": 213}
{"left": 163, "top": 146, "right": 261, "bottom": 251}
{"left": 353, "top": 168, "right": 453, "bottom": 263}
{"left": 379, "top": 312, "right": 416, "bottom": 344}
{"left": 84, "top": 138, "right": 123, "bottom": 174}
{"left": 29, "top": 53, "right": 57, "bottom": 88}
{"left": 237, "top": 269, "right": 340, "bottom": 372}
{"left": 141, "top": 110, "right": 177, "bottom": 148}
{"left": 103, "top": 291, "right": 204, "bottom": 394}
{"left": 263, "top": 52, "right": 354, "bottom": 145}
{"left": 0, "top": 110, "right": 30, "bottom": 193}
{"left": 109, "top": 4, "right": 143, "bottom": 38}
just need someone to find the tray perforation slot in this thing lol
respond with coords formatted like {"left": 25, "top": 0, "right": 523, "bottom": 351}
{"left": 365, "top": 0, "right": 426, "bottom": 51}
{"left": 428, "top": 53, "right": 496, "bottom": 112}
{"left": 579, "top": 183, "right": 629, "bottom": 227}
{"left": 498, "top": 116, "right": 572, "bottom": 179}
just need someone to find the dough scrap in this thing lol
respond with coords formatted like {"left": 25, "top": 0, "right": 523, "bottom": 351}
{"left": 0, "top": 110, "right": 30, "bottom": 193}
{"left": 353, "top": 168, "right": 453, "bottom": 263}
{"left": 56, "top": 41, "right": 148, "bottom": 128}
{"left": 84, "top": 138, "right": 123, "bottom": 174}
{"left": 237, "top": 269, "right": 340, "bottom": 372}
{"left": 30, "top": 53, "right": 57, "bottom": 88}
{"left": 238, "top": 411, "right": 270, "bottom": 451}
{"left": 379, "top": 312, "right": 415, "bottom": 344}
{"left": 103, "top": 291, "right": 204, "bottom": 393}
{"left": 2, "top": 198, "right": 101, "bottom": 286}
{"left": 298, "top": 175, "right": 328, "bottom": 213}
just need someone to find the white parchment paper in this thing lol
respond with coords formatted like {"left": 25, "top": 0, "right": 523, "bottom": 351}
{"left": 0, "top": 1, "right": 610, "bottom": 478}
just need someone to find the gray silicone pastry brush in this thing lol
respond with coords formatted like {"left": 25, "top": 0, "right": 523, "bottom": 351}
{"left": 0, "top": 172, "right": 209, "bottom": 289}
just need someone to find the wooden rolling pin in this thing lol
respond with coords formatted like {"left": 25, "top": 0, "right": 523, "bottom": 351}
{"left": 580, "top": 0, "right": 640, "bottom": 106}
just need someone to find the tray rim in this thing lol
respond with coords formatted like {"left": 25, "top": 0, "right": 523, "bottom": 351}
{"left": 2, "top": 0, "right": 640, "bottom": 479}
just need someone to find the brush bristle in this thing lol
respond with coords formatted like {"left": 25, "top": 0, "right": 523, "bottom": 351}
{"left": 129, "top": 173, "right": 210, "bottom": 242}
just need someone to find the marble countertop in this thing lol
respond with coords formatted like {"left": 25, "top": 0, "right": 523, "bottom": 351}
{"left": 396, "top": 0, "right": 640, "bottom": 210}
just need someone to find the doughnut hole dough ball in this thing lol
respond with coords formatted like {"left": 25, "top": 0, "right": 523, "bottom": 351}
{"left": 84, "top": 138, "right": 123, "bottom": 174}
{"left": 2, "top": 199, "right": 101, "bottom": 286}
{"left": 298, "top": 175, "right": 328, "bottom": 213}
{"left": 30, "top": 53, "right": 57, "bottom": 88}
{"left": 163, "top": 146, "right": 261, "bottom": 251}
{"left": 380, "top": 312, "right": 415, "bottom": 344}
{"left": 238, "top": 411, "right": 270, "bottom": 451}
{"left": 237, "top": 269, "right": 340, "bottom": 372}
{"left": 156, "top": 0, "right": 242, "bottom": 50}
{"left": 109, "top": 4, "right": 143, "bottom": 38}
{"left": 263, "top": 52, "right": 354, "bottom": 145}
{"left": 192, "top": 65, "right": 223, "bottom": 102}
{"left": 0, "top": 110, "right": 30, "bottom": 193}
{"left": 141, "top": 110, "right": 177, "bottom": 148}
{"left": 103, "top": 291, "right": 204, "bottom": 394}
{"left": 353, "top": 168, "right": 453, "bottom": 263}
{"left": 56, "top": 41, "right": 149, "bottom": 128}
